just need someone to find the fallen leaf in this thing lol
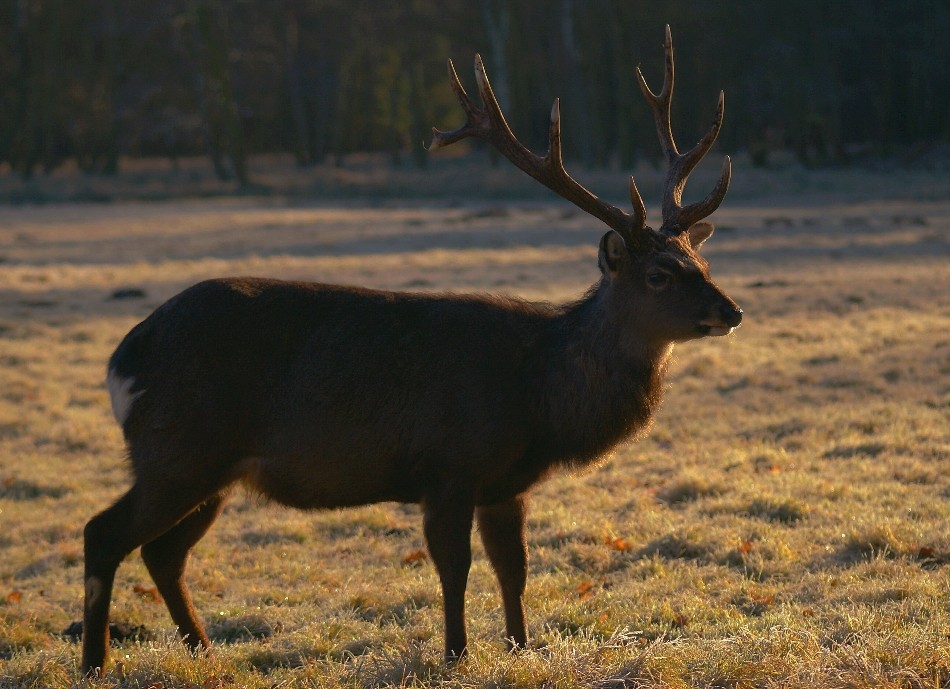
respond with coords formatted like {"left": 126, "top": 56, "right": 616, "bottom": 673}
{"left": 133, "top": 584, "right": 162, "bottom": 603}
{"left": 401, "top": 549, "right": 428, "bottom": 566}
{"left": 604, "top": 536, "right": 631, "bottom": 551}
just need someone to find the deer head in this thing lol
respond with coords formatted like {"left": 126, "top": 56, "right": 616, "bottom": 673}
{"left": 430, "top": 25, "right": 742, "bottom": 346}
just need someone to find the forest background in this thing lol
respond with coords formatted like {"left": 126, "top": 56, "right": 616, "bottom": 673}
{"left": 2, "top": 0, "right": 949, "bottom": 187}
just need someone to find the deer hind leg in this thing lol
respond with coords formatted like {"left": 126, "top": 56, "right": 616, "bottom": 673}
{"left": 82, "top": 477, "right": 226, "bottom": 675}
{"left": 82, "top": 490, "right": 136, "bottom": 676}
{"left": 476, "top": 496, "right": 528, "bottom": 649}
{"left": 140, "top": 493, "right": 227, "bottom": 653}
{"left": 423, "top": 484, "right": 475, "bottom": 663}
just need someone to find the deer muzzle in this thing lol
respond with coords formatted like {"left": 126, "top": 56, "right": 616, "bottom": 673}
{"left": 698, "top": 299, "right": 743, "bottom": 336}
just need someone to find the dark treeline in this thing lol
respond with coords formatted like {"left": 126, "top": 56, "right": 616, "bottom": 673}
{"left": 1, "top": 0, "right": 948, "bottom": 182}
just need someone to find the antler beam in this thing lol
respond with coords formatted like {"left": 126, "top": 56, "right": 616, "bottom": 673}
{"left": 430, "top": 55, "right": 647, "bottom": 243}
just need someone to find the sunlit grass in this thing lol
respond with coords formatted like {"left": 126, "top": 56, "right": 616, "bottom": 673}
{"left": 0, "top": 172, "right": 948, "bottom": 687}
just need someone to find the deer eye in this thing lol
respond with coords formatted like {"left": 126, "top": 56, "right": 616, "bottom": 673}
{"left": 646, "top": 270, "right": 672, "bottom": 289}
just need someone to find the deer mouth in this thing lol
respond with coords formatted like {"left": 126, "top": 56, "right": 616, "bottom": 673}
{"left": 697, "top": 322, "right": 737, "bottom": 336}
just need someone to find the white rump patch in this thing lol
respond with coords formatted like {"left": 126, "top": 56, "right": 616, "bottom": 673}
{"left": 106, "top": 368, "right": 145, "bottom": 426}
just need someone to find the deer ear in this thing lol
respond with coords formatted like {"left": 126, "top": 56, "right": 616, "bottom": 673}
{"left": 598, "top": 230, "right": 628, "bottom": 278}
{"left": 686, "top": 221, "right": 715, "bottom": 250}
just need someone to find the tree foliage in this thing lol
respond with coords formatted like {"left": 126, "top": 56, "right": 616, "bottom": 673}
{"left": 1, "top": 0, "right": 948, "bottom": 180}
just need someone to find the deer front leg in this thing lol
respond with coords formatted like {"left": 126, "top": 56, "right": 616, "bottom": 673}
{"left": 476, "top": 495, "right": 528, "bottom": 649}
{"left": 423, "top": 483, "right": 475, "bottom": 663}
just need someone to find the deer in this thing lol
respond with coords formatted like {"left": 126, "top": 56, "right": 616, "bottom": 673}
{"left": 81, "top": 26, "right": 741, "bottom": 675}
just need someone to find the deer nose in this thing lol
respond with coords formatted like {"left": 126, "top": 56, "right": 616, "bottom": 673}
{"left": 721, "top": 304, "right": 743, "bottom": 328}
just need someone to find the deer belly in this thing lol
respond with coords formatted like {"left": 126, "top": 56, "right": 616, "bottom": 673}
{"left": 239, "top": 452, "right": 418, "bottom": 508}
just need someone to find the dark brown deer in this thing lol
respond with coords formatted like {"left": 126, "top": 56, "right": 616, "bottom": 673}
{"left": 82, "top": 26, "right": 741, "bottom": 674}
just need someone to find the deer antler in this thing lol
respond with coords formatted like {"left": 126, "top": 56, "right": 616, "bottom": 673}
{"left": 430, "top": 55, "right": 647, "bottom": 244}
{"left": 636, "top": 25, "right": 731, "bottom": 234}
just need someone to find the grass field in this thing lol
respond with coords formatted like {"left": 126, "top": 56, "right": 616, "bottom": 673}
{"left": 0, "top": 159, "right": 948, "bottom": 687}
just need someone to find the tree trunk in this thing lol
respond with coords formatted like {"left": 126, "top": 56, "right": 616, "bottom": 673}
{"left": 282, "top": 4, "right": 311, "bottom": 165}
{"left": 193, "top": 0, "right": 248, "bottom": 186}
{"left": 479, "top": 0, "right": 512, "bottom": 168}
{"left": 559, "top": 0, "right": 593, "bottom": 166}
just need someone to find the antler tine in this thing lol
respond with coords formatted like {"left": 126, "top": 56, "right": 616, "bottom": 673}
{"left": 628, "top": 176, "right": 646, "bottom": 230}
{"left": 636, "top": 25, "right": 731, "bottom": 234}
{"left": 430, "top": 55, "right": 647, "bottom": 243}
{"left": 635, "top": 24, "right": 677, "bottom": 163}
{"left": 677, "top": 155, "right": 731, "bottom": 229}
{"left": 428, "top": 59, "right": 483, "bottom": 151}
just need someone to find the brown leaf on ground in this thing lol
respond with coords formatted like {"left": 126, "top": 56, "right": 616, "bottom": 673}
{"left": 576, "top": 580, "right": 594, "bottom": 599}
{"left": 604, "top": 535, "right": 631, "bottom": 551}
{"left": 133, "top": 584, "right": 162, "bottom": 603}
{"left": 401, "top": 549, "right": 428, "bottom": 566}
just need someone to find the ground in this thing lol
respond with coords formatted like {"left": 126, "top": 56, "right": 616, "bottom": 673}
{"left": 0, "top": 157, "right": 948, "bottom": 688}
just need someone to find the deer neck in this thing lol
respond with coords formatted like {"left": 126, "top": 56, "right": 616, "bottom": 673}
{"left": 561, "top": 280, "right": 673, "bottom": 368}
{"left": 536, "top": 282, "right": 672, "bottom": 466}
